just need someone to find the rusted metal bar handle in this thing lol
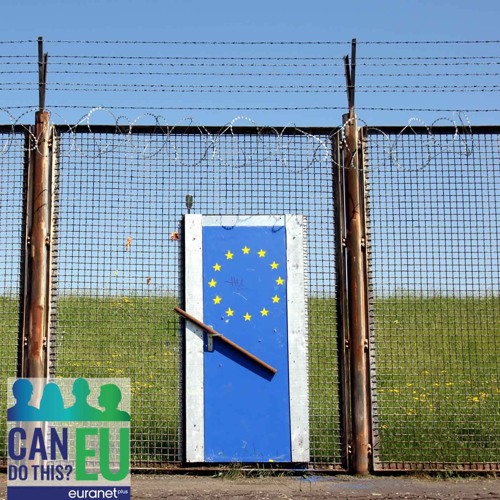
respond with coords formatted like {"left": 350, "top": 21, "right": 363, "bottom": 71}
{"left": 174, "top": 307, "right": 277, "bottom": 375}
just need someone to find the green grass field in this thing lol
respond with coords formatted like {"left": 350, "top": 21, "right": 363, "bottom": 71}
{"left": 0, "top": 297, "right": 20, "bottom": 465}
{"left": 54, "top": 295, "right": 181, "bottom": 463}
{"left": 1, "top": 295, "right": 499, "bottom": 467}
{"left": 371, "top": 295, "right": 500, "bottom": 465}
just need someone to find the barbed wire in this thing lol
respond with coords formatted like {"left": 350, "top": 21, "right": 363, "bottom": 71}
{"left": 0, "top": 40, "right": 39, "bottom": 43}
{"left": 4, "top": 68, "right": 500, "bottom": 78}
{"left": 2, "top": 105, "right": 500, "bottom": 113}
{"left": 358, "top": 72, "right": 500, "bottom": 77}
{"left": 3, "top": 71, "right": 500, "bottom": 82}
{"left": 30, "top": 69, "right": 500, "bottom": 75}
{"left": 3, "top": 54, "right": 500, "bottom": 63}
{"left": 360, "top": 55, "right": 500, "bottom": 60}
{"left": 49, "top": 55, "right": 500, "bottom": 61}
{"left": 0, "top": 108, "right": 339, "bottom": 172}
{"left": 41, "top": 39, "right": 500, "bottom": 44}
{"left": 3, "top": 54, "right": 500, "bottom": 60}
{"left": 2, "top": 83, "right": 500, "bottom": 94}
{"left": 0, "top": 107, "right": 489, "bottom": 173}
{"left": 3, "top": 54, "right": 500, "bottom": 69}
{"left": 359, "top": 61, "right": 500, "bottom": 67}
{"left": 364, "top": 117, "right": 477, "bottom": 171}
{"left": 1, "top": 39, "right": 500, "bottom": 123}
{"left": 4, "top": 39, "right": 499, "bottom": 46}
{"left": 3, "top": 61, "right": 500, "bottom": 70}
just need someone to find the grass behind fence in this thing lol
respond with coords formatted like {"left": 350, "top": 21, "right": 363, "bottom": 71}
{"left": 53, "top": 295, "right": 180, "bottom": 464}
{"left": 372, "top": 295, "right": 500, "bottom": 465}
{"left": 1, "top": 295, "right": 498, "bottom": 466}
{"left": 49, "top": 294, "right": 500, "bottom": 465}
{"left": 51, "top": 295, "right": 342, "bottom": 465}
{"left": 0, "top": 297, "right": 19, "bottom": 465}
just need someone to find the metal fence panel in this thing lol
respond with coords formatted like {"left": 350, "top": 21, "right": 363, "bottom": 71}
{"left": 365, "top": 126, "right": 500, "bottom": 470}
{"left": 51, "top": 125, "right": 344, "bottom": 468}
{"left": 2, "top": 121, "right": 499, "bottom": 472}
{"left": 0, "top": 128, "right": 26, "bottom": 463}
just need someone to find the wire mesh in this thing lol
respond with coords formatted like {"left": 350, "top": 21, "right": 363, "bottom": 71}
{"left": 0, "top": 128, "right": 26, "bottom": 464}
{"left": 365, "top": 126, "right": 500, "bottom": 470}
{"left": 50, "top": 125, "right": 344, "bottom": 468}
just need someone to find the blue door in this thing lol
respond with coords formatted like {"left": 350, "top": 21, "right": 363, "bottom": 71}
{"left": 184, "top": 215, "right": 309, "bottom": 463}
{"left": 202, "top": 224, "right": 291, "bottom": 462}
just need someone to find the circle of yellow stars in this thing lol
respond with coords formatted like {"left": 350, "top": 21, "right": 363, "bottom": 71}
{"left": 208, "top": 245, "right": 285, "bottom": 322}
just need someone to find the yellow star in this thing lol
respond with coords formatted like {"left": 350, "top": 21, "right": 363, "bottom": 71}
{"left": 208, "top": 278, "right": 217, "bottom": 288}
{"left": 225, "top": 250, "right": 234, "bottom": 260}
{"left": 213, "top": 295, "right": 222, "bottom": 304}
{"left": 272, "top": 295, "right": 280, "bottom": 303}
{"left": 242, "top": 246, "right": 250, "bottom": 254}
{"left": 258, "top": 249, "right": 266, "bottom": 258}
{"left": 225, "top": 307, "right": 234, "bottom": 317}
{"left": 260, "top": 308, "right": 269, "bottom": 317}
{"left": 213, "top": 263, "right": 221, "bottom": 271}
{"left": 243, "top": 312, "right": 252, "bottom": 321}
{"left": 276, "top": 276, "right": 285, "bottom": 285}
{"left": 270, "top": 261, "right": 279, "bottom": 269}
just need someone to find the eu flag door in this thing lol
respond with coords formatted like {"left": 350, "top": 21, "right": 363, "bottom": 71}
{"left": 183, "top": 215, "right": 309, "bottom": 463}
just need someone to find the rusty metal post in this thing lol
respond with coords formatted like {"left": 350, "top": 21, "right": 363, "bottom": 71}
{"left": 21, "top": 37, "right": 52, "bottom": 379}
{"left": 24, "top": 110, "right": 52, "bottom": 378}
{"left": 333, "top": 130, "right": 352, "bottom": 470}
{"left": 343, "top": 113, "right": 370, "bottom": 475}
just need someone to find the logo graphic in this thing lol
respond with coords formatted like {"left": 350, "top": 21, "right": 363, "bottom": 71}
{"left": 7, "top": 378, "right": 130, "bottom": 500}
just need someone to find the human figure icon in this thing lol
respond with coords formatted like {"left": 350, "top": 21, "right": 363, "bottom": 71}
{"left": 98, "top": 384, "right": 130, "bottom": 421}
{"left": 7, "top": 379, "right": 40, "bottom": 421}
{"left": 66, "top": 378, "right": 103, "bottom": 421}
{"left": 38, "top": 382, "right": 69, "bottom": 421}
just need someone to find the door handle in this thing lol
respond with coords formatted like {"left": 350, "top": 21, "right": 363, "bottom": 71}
{"left": 174, "top": 307, "right": 277, "bottom": 375}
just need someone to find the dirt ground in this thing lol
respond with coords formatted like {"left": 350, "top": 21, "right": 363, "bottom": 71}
{"left": 1, "top": 473, "right": 499, "bottom": 499}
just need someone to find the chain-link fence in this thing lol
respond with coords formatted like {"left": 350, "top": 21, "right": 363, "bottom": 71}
{"left": 0, "top": 126, "right": 26, "bottom": 464}
{"left": 0, "top": 121, "right": 498, "bottom": 472}
{"left": 365, "top": 125, "right": 500, "bottom": 470}
{"left": 50, "top": 125, "right": 345, "bottom": 468}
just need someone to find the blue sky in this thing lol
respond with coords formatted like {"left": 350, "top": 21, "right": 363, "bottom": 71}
{"left": 1, "top": 0, "right": 499, "bottom": 126}
{"left": 2, "top": 0, "right": 497, "bottom": 43}
{"left": 0, "top": 1, "right": 498, "bottom": 298}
